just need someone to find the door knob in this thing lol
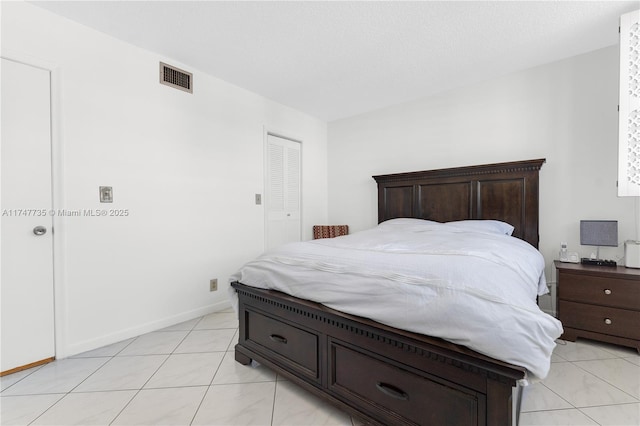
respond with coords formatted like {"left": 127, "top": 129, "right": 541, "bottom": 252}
{"left": 33, "top": 226, "right": 47, "bottom": 236}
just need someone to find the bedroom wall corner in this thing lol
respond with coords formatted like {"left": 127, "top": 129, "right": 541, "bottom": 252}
{"left": 2, "top": 1, "right": 328, "bottom": 358}
{"left": 327, "top": 45, "right": 635, "bottom": 314}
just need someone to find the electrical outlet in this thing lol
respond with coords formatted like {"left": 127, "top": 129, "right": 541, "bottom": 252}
{"left": 209, "top": 278, "right": 218, "bottom": 292}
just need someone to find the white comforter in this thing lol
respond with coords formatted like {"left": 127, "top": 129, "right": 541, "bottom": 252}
{"left": 230, "top": 219, "right": 563, "bottom": 381}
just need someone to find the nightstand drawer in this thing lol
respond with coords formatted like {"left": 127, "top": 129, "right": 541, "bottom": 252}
{"left": 559, "top": 300, "right": 640, "bottom": 340}
{"left": 558, "top": 272, "right": 640, "bottom": 310}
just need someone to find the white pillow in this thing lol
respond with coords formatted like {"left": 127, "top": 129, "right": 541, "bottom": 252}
{"left": 378, "top": 218, "right": 439, "bottom": 228}
{"left": 446, "top": 220, "right": 514, "bottom": 236}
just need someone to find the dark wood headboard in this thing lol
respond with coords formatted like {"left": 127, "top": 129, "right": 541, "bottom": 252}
{"left": 373, "top": 159, "right": 545, "bottom": 248}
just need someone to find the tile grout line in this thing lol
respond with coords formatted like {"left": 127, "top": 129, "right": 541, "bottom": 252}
{"left": 0, "top": 364, "right": 46, "bottom": 394}
{"left": 521, "top": 350, "right": 638, "bottom": 422}
{"left": 569, "top": 357, "right": 640, "bottom": 403}
{"left": 109, "top": 316, "right": 203, "bottom": 426}
{"left": 188, "top": 383, "right": 214, "bottom": 425}
{"left": 3, "top": 313, "right": 233, "bottom": 426}
{"left": 24, "top": 393, "right": 66, "bottom": 426}
{"left": 190, "top": 314, "right": 239, "bottom": 426}
{"left": 25, "top": 354, "right": 118, "bottom": 425}
{"left": 66, "top": 335, "right": 141, "bottom": 426}
{"left": 536, "top": 381, "right": 575, "bottom": 411}
{"left": 187, "top": 339, "right": 232, "bottom": 425}
{"left": 18, "top": 342, "right": 138, "bottom": 425}
{"left": 271, "top": 376, "right": 279, "bottom": 426}
{"left": 545, "top": 341, "right": 640, "bottom": 410}
{"left": 576, "top": 406, "right": 604, "bottom": 426}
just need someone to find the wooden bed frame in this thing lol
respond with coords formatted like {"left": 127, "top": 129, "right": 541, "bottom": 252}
{"left": 232, "top": 158, "right": 546, "bottom": 426}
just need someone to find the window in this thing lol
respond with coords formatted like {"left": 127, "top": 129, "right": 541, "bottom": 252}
{"left": 619, "top": 10, "right": 640, "bottom": 196}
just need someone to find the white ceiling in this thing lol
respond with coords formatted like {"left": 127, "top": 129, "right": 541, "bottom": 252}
{"left": 31, "top": 1, "right": 639, "bottom": 122}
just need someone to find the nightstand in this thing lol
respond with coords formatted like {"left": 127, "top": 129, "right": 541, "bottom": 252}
{"left": 555, "top": 260, "right": 640, "bottom": 353}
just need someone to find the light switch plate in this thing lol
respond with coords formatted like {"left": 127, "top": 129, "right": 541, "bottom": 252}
{"left": 255, "top": 194, "right": 262, "bottom": 205}
{"left": 99, "top": 186, "right": 113, "bottom": 203}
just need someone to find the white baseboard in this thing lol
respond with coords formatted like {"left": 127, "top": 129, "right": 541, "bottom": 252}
{"left": 59, "top": 301, "right": 232, "bottom": 359}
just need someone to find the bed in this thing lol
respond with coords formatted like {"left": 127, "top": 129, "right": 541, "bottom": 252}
{"left": 230, "top": 158, "right": 561, "bottom": 426}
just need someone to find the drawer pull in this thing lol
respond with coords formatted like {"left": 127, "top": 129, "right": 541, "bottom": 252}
{"left": 269, "top": 334, "right": 288, "bottom": 344}
{"left": 375, "top": 382, "right": 409, "bottom": 401}
{"left": 604, "top": 318, "right": 612, "bottom": 325}
{"left": 604, "top": 289, "right": 612, "bottom": 295}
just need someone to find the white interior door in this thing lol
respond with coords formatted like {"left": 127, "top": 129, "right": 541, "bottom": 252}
{"left": 1, "top": 58, "right": 55, "bottom": 373}
{"left": 265, "top": 134, "right": 301, "bottom": 251}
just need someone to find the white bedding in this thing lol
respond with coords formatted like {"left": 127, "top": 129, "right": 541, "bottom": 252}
{"left": 229, "top": 218, "right": 563, "bottom": 381}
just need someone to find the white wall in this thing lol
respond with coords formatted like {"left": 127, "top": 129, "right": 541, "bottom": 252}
{"left": 1, "top": 1, "right": 327, "bottom": 357}
{"left": 328, "top": 46, "right": 638, "bottom": 313}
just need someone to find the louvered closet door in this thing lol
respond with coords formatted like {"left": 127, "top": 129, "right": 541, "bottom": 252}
{"left": 265, "top": 135, "right": 301, "bottom": 251}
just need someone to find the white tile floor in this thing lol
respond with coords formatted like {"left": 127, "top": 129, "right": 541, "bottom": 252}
{"left": 1, "top": 310, "right": 639, "bottom": 425}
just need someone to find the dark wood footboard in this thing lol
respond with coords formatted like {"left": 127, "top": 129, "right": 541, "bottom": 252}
{"left": 232, "top": 282, "right": 526, "bottom": 426}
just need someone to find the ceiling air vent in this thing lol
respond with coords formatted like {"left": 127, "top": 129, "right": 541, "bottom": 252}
{"left": 159, "top": 62, "right": 193, "bottom": 93}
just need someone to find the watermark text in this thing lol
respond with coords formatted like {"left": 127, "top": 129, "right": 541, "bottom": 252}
{"left": 2, "top": 209, "right": 130, "bottom": 217}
